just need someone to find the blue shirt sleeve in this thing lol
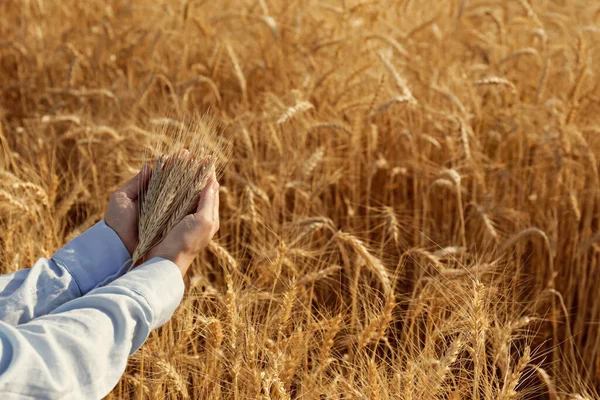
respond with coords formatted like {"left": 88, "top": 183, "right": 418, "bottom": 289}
{"left": 0, "top": 220, "right": 131, "bottom": 326}
{"left": 0, "top": 257, "right": 184, "bottom": 400}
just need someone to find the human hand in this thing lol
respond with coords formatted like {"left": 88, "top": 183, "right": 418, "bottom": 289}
{"left": 105, "top": 164, "right": 152, "bottom": 256}
{"left": 146, "top": 171, "right": 220, "bottom": 277}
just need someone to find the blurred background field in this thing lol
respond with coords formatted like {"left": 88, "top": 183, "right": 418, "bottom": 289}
{"left": 2, "top": 0, "right": 600, "bottom": 398}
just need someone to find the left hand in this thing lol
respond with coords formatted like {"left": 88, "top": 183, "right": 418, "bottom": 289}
{"left": 105, "top": 164, "right": 152, "bottom": 255}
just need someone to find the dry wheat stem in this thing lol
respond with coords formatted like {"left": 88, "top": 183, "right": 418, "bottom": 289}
{"left": 131, "top": 117, "right": 228, "bottom": 266}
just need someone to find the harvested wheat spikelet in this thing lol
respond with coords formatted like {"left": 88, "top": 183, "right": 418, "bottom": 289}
{"left": 131, "top": 117, "right": 227, "bottom": 267}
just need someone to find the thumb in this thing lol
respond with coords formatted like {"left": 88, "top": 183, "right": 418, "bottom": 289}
{"left": 121, "top": 164, "right": 152, "bottom": 200}
{"left": 195, "top": 170, "right": 219, "bottom": 217}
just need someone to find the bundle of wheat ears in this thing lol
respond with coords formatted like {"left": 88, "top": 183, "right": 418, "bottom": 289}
{"left": 131, "top": 117, "right": 227, "bottom": 267}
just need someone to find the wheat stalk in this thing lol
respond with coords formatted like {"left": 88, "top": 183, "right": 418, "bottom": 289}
{"left": 131, "top": 116, "right": 229, "bottom": 267}
{"left": 474, "top": 76, "right": 516, "bottom": 92}
{"left": 155, "top": 359, "right": 190, "bottom": 399}
{"left": 277, "top": 101, "right": 314, "bottom": 124}
{"left": 335, "top": 231, "right": 392, "bottom": 295}
{"left": 498, "top": 347, "right": 531, "bottom": 399}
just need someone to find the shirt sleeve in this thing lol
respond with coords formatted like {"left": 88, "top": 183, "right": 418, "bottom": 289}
{"left": 0, "top": 257, "right": 184, "bottom": 400}
{"left": 0, "top": 220, "right": 131, "bottom": 326}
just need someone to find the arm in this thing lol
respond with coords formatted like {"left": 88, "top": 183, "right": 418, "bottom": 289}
{"left": 0, "top": 258, "right": 183, "bottom": 400}
{"left": 0, "top": 220, "right": 130, "bottom": 326}
{"left": 0, "top": 165, "right": 151, "bottom": 326}
{"left": 0, "top": 169, "right": 220, "bottom": 399}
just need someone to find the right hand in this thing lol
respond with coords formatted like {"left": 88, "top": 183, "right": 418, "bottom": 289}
{"left": 146, "top": 171, "right": 220, "bottom": 277}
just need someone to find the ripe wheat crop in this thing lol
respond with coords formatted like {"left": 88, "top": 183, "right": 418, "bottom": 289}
{"left": 132, "top": 117, "right": 228, "bottom": 267}
{"left": 2, "top": 0, "right": 600, "bottom": 398}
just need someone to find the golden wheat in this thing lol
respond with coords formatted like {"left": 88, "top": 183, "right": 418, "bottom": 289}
{"left": 2, "top": 0, "right": 600, "bottom": 398}
{"left": 132, "top": 117, "right": 228, "bottom": 266}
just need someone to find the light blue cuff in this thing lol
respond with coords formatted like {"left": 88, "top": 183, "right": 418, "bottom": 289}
{"left": 111, "top": 257, "right": 184, "bottom": 329}
{"left": 52, "top": 220, "right": 131, "bottom": 295}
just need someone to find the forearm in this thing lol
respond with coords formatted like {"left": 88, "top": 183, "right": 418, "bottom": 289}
{"left": 0, "top": 258, "right": 80, "bottom": 326}
{"left": 0, "top": 258, "right": 183, "bottom": 400}
{"left": 0, "top": 220, "right": 131, "bottom": 325}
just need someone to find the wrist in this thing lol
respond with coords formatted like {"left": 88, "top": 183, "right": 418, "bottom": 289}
{"left": 147, "top": 251, "right": 193, "bottom": 277}
{"left": 104, "top": 217, "right": 135, "bottom": 256}
{"left": 172, "top": 255, "right": 193, "bottom": 276}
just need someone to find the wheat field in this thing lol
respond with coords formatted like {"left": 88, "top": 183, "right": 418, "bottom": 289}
{"left": 1, "top": 0, "right": 600, "bottom": 398}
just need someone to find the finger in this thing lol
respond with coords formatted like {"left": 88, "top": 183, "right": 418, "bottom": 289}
{"left": 121, "top": 163, "right": 152, "bottom": 200}
{"left": 138, "top": 163, "right": 153, "bottom": 195}
{"left": 164, "top": 149, "right": 191, "bottom": 169}
{"left": 213, "top": 182, "right": 220, "bottom": 221}
{"left": 195, "top": 171, "right": 218, "bottom": 216}
{"left": 212, "top": 181, "right": 220, "bottom": 233}
{"left": 177, "top": 148, "right": 191, "bottom": 162}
